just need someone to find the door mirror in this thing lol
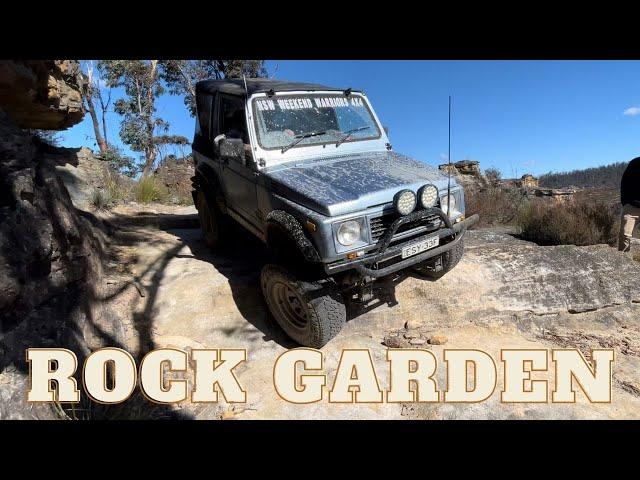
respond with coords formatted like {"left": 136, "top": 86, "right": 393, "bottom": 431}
{"left": 213, "top": 133, "right": 226, "bottom": 148}
{"left": 219, "top": 137, "right": 246, "bottom": 165}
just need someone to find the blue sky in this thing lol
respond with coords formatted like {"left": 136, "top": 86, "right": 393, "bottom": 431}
{"left": 61, "top": 60, "right": 640, "bottom": 177}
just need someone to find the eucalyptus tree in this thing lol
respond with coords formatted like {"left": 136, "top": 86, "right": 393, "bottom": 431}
{"left": 161, "top": 60, "right": 267, "bottom": 117}
{"left": 99, "top": 60, "right": 165, "bottom": 176}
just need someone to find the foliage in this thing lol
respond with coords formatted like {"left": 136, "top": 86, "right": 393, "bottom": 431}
{"left": 154, "top": 134, "right": 191, "bottom": 164}
{"left": 154, "top": 134, "right": 190, "bottom": 146}
{"left": 517, "top": 198, "right": 619, "bottom": 246}
{"left": 484, "top": 167, "right": 502, "bottom": 183}
{"left": 91, "top": 59, "right": 267, "bottom": 177}
{"left": 31, "top": 129, "right": 63, "bottom": 146}
{"left": 135, "top": 175, "right": 169, "bottom": 204}
{"left": 98, "top": 60, "right": 165, "bottom": 175}
{"left": 160, "top": 60, "right": 267, "bottom": 116}
{"left": 81, "top": 61, "right": 111, "bottom": 154}
{"left": 539, "top": 162, "right": 627, "bottom": 189}
{"left": 101, "top": 147, "right": 138, "bottom": 178}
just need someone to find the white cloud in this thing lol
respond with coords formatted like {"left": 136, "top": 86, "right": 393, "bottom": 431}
{"left": 623, "top": 106, "right": 640, "bottom": 116}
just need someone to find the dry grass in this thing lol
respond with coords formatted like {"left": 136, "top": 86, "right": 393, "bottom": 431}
{"left": 517, "top": 198, "right": 620, "bottom": 247}
{"left": 90, "top": 189, "right": 113, "bottom": 210}
{"left": 103, "top": 168, "right": 131, "bottom": 203}
{"left": 467, "top": 185, "right": 623, "bottom": 248}
{"left": 465, "top": 186, "right": 526, "bottom": 227}
{"left": 135, "top": 175, "right": 169, "bottom": 204}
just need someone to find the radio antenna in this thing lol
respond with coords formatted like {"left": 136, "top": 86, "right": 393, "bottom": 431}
{"left": 447, "top": 96, "right": 452, "bottom": 217}
{"left": 242, "top": 74, "right": 249, "bottom": 97}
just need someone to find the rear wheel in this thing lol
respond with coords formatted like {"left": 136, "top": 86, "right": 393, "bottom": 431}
{"left": 261, "top": 264, "right": 346, "bottom": 348}
{"left": 412, "top": 239, "right": 465, "bottom": 279}
{"left": 197, "top": 190, "right": 224, "bottom": 249}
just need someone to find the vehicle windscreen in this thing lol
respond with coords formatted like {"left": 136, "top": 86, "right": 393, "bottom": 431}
{"left": 252, "top": 93, "right": 381, "bottom": 151}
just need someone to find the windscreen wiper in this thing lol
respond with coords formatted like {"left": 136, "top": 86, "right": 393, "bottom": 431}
{"left": 335, "top": 126, "right": 371, "bottom": 148}
{"left": 281, "top": 130, "right": 327, "bottom": 153}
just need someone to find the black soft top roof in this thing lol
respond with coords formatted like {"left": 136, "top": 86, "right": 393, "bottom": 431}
{"left": 195, "top": 78, "right": 354, "bottom": 97}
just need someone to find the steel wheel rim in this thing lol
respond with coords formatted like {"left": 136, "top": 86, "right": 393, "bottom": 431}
{"left": 271, "top": 281, "right": 309, "bottom": 332}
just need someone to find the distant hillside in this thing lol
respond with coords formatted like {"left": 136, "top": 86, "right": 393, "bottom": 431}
{"left": 538, "top": 162, "right": 627, "bottom": 189}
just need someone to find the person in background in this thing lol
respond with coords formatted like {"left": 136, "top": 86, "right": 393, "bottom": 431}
{"left": 618, "top": 157, "right": 640, "bottom": 252}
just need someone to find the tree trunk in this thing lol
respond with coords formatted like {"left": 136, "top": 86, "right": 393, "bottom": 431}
{"left": 85, "top": 93, "right": 107, "bottom": 154}
{"left": 101, "top": 111, "right": 108, "bottom": 147}
{"left": 141, "top": 60, "right": 159, "bottom": 177}
{"left": 98, "top": 88, "right": 110, "bottom": 147}
{"left": 141, "top": 147, "right": 156, "bottom": 177}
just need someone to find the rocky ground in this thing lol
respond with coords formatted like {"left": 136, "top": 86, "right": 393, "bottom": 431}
{"left": 46, "top": 202, "right": 637, "bottom": 420}
{"left": 1, "top": 58, "right": 638, "bottom": 419}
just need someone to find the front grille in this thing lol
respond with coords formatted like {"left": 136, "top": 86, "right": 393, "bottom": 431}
{"left": 369, "top": 212, "right": 442, "bottom": 243}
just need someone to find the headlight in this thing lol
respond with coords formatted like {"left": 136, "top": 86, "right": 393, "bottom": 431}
{"left": 418, "top": 184, "right": 439, "bottom": 208}
{"left": 337, "top": 220, "right": 361, "bottom": 246}
{"left": 394, "top": 190, "right": 416, "bottom": 216}
{"left": 440, "top": 190, "right": 466, "bottom": 218}
{"left": 440, "top": 193, "right": 456, "bottom": 214}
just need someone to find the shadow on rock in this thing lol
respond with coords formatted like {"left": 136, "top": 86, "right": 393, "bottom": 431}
{"left": 169, "top": 218, "right": 427, "bottom": 347}
{"left": 169, "top": 223, "right": 299, "bottom": 349}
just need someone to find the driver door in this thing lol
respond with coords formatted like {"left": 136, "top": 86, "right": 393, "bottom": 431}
{"left": 216, "top": 94, "right": 259, "bottom": 227}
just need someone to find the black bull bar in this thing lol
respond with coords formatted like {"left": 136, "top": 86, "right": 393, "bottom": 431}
{"left": 327, "top": 208, "right": 479, "bottom": 279}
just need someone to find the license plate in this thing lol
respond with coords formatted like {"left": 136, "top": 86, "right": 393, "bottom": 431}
{"left": 401, "top": 236, "right": 440, "bottom": 259}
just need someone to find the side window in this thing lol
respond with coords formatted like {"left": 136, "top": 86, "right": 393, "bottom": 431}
{"left": 219, "top": 95, "right": 249, "bottom": 144}
{"left": 196, "top": 94, "right": 211, "bottom": 139}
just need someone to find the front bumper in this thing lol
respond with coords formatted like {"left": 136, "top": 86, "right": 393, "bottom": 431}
{"left": 324, "top": 209, "right": 479, "bottom": 279}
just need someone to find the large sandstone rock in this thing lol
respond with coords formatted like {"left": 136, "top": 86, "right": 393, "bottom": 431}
{"left": 0, "top": 110, "right": 102, "bottom": 336}
{"left": 520, "top": 173, "right": 538, "bottom": 188}
{"left": 85, "top": 208, "right": 640, "bottom": 419}
{"left": 0, "top": 60, "right": 84, "bottom": 130}
{"left": 0, "top": 110, "right": 140, "bottom": 419}
{"left": 0, "top": 60, "right": 132, "bottom": 419}
{"left": 439, "top": 159, "right": 481, "bottom": 177}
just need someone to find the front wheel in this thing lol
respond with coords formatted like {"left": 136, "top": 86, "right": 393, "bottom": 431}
{"left": 412, "top": 239, "right": 465, "bottom": 279}
{"left": 196, "top": 190, "right": 224, "bottom": 249}
{"left": 261, "top": 264, "right": 346, "bottom": 348}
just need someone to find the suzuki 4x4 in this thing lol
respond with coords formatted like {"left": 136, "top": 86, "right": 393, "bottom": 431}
{"left": 191, "top": 79, "right": 478, "bottom": 348}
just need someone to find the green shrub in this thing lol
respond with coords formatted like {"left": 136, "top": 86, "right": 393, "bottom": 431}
{"left": 90, "top": 189, "right": 113, "bottom": 210}
{"left": 517, "top": 198, "right": 619, "bottom": 246}
{"left": 101, "top": 147, "right": 138, "bottom": 178}
{"left": 135, "top": 175, "right": 169, "bottom": 204}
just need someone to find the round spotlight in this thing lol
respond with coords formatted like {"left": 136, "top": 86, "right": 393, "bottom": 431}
{"left": 337, "top": 220, "right": 361, "bottom": 246}
{"left": 394, "top": 189, "right": 417, "bottom": 216}
{"left": 418, "top": 184, "right": 439, "bottom": 209}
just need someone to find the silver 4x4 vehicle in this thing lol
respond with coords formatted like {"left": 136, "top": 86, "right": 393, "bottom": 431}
{"left": 191, "top": 79, "right": 478, "bottom": 348}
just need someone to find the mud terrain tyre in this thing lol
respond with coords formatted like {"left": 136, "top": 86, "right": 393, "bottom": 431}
{"left": 261, "top": 264, "right": 346, "bottom": 348}
{"left": 413, "top": 239, "right": 465, "bottom": 279}
{"left": 197, "top": 190, "right": 224, "bottom": 249}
